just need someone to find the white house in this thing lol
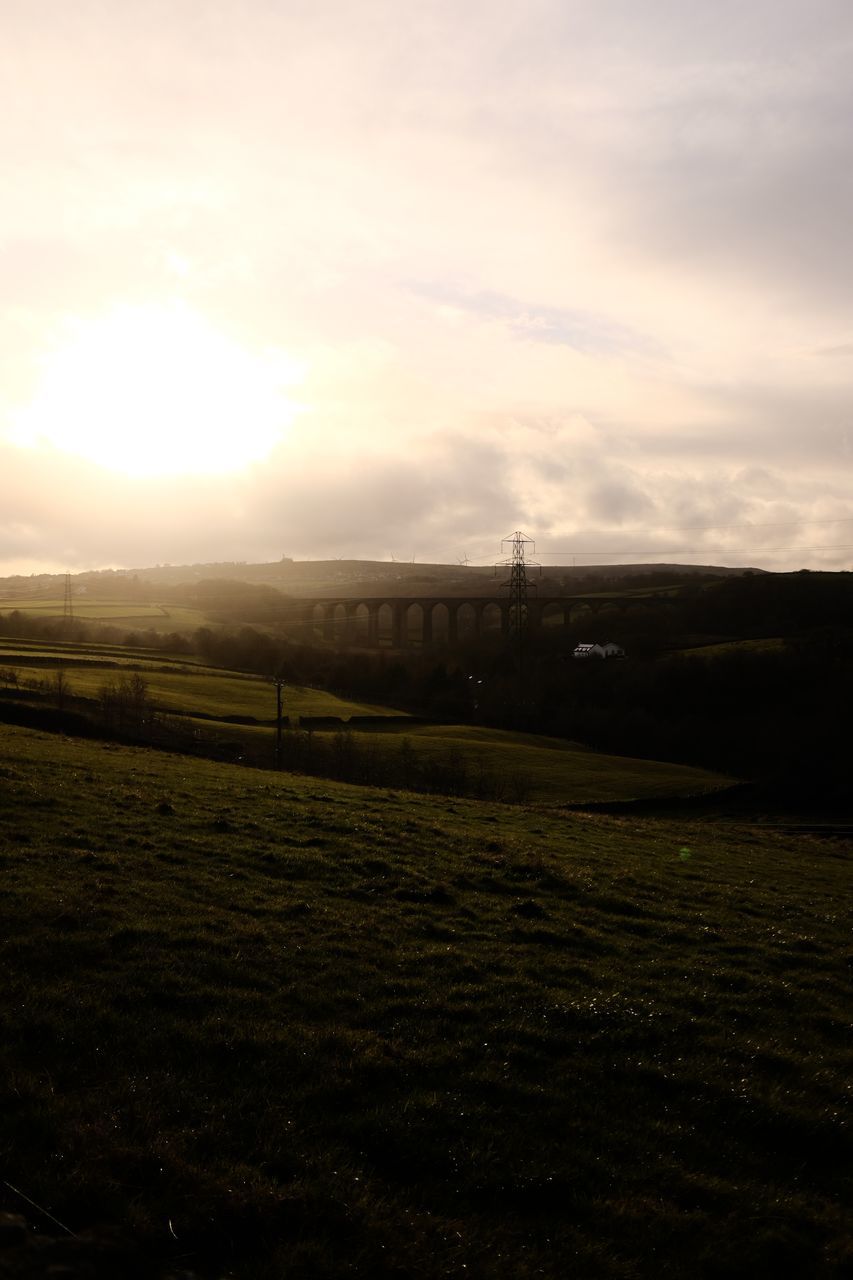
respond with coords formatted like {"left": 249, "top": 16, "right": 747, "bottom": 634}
{"left": 573, "top": 641, "right": 625, "bottom": 659}
{"left": 601, "top": 641, "right": 625, "bottom": 659}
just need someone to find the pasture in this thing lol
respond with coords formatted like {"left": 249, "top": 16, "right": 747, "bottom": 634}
{"left": 677, "top": 636, "right": 788, "bottom": 659}
{"left": 0, "top": 724, "right": 849, "bottom": 1278}
{"left": 0, "top": 648, "right": 409, "bottom": 723}
{"left": 0, "top": 593, "right": 208, "bottom": 633}
{"left": 313, "top": 722, "right": 732, "bottom": 804}
{"left": 0, "top": 638, "right": 730, "bottom": 804}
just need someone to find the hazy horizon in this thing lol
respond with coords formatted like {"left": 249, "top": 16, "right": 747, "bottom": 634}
{"left": 2, "top": 1, "right": 853, "bottom": 575}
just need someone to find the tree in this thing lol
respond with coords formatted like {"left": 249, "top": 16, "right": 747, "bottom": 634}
{"left": 48, "top": 668, "right": 72, "bottom": 712}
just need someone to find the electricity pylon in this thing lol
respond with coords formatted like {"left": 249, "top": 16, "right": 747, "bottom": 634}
{"left": 495, "top": 531, "right": 540, "bottom": 671}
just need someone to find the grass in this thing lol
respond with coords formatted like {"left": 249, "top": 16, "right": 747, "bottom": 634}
{"left": 1, "top": 654, "right": 408, "bottom": 723}
{"left": 0, "top": 596, "right": 210, "bottom": 633}
{"left": 677, "top": 638, "right": 788, "bottom": 659}
{"left": 356, "top": 723, "right": 730, "bottom": 803}
{"left": 0, "top": 638, "right": 209, "bottom": 671}
{"left": 179, "top": 719, "right": 729, "bottom": 804}
{"left": 2, "top": 650, "right": 730, "bottom": 802}
{"left": 2, "top": 639, "right": 727, "bottom": 804}
{"left": 0, "top": 724, "right": 850, "bottom": 1278}
{"left": 0, "top": 595, "right": 169, "bottom": 619}
{"left": 565, "top": 584, "right": 682, "bottom": 600}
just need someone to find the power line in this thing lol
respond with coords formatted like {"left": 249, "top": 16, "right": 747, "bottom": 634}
{"left": 455, "top": 524, "right": 853, "bottom": 565}
{"left": 533, "top": 544, "right": 853, "bottom": 557}
{"left": 463, "top": 545, "right": 853, "bottom": 565}
{"left": 539, "top": 516, "right": 853, "bottom": 540}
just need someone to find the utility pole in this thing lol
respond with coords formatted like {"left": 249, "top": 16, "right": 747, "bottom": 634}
{"left": 495, "top": 531, "right": 540, "bottom": 674}
{"left": 62, "top": 574, "right": 74, "bottom": 633}
{"left": 272, "top": 674, "right": 285, "bottom": 769}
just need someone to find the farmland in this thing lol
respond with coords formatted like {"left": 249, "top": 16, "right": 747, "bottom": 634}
{"left": 0, "top": 592, "right": 209, "bottom": 633}
{"left": 0, "top": 637, "right": 729, "bottom": 805}
{"left": 1, "top": 654, "right": 406, "bottom": 722}
{"left": 338, "top": 721, "right": 732, "bottom": 804}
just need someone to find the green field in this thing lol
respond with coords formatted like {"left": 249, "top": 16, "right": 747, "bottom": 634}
{"left": 328, "top": 722, "right": 730, "bottom": 804}
{"left": 0, "top": 652, "right": 409, "bottom": 723}
{"left": 565, "top": 584, "right": 682, "bottom": 600}
{"left": 36, "top": 664, "right": 406, "bottom": 720}
{"left": 0, "top": 637, "right": 208, "bottom": 671}
{"left": 0, "top": 724, "right": 849, "bottom": 1278}
{"left": 677, "top": 637, "right": 788, "bottom": 659}
{"left": 179, "top": 719, "right": 729, "bottom": 804}
{"left": 3, "top": 666, "right": 727, "bottom": 806}
{"left": 0, "top": 595, "right": 208, "bottom": 633}
{"left": 1, "top": 644, "right": 730, "bottom": 803}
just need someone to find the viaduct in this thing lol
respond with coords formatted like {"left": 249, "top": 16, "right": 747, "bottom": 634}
{"left": 290, "top": 592, "right": 671, "bottom": 648}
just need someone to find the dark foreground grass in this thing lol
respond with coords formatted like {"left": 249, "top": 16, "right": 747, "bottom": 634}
{"left": 0, "top": 725, "right": 850, "bottom": 1278}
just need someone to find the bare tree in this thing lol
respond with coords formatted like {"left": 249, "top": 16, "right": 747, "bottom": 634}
{"left": 48, "top": 668, "right": 72, "bottom": 712}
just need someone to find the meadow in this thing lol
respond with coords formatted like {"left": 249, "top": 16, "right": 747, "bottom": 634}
{"left": 353, "top": 723, "right": 730, "bottom": 804}
{"left": 677, "top": 637, "right": 788, "bottom": 659}
{"left": 0, "top": 594, "right": 208, "bottom": 634}
{"left": 0, "top": 724, "right": 849, "bottom": 1278}
{"left": 0, "top": 638, "right": 728, "bottom": 805}
{"left": 0, "top": 644, "right": 408, "bottom": 722}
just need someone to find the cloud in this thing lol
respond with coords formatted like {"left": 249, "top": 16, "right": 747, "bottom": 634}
{"left": 406, "top": 282, "right": 657, "bottom": 355}
{"left": 1, "top": 1, "right": 852, "bottom": 574}
{"left": 815, "top": 344, "right": 853, "bottom": 358}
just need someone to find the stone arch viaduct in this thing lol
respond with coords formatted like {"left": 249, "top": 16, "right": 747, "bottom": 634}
{"left": 291, "top": 592, "right": 671, "bottom": 648}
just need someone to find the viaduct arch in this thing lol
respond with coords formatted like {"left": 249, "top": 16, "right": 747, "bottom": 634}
{"left": 293, "top": 593, "right": 668, "bottom": 649}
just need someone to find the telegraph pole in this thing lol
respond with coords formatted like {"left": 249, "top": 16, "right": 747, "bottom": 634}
{"left": 62, "top": 574, "right": 74, "bottom": 634}
{"left": 273, "top": 675, "right": 285, "bottom": 769}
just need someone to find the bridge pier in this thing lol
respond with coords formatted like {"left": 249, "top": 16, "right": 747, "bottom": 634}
{"left": 367, "top": 604, "right": 379, "bottom": 646}
{"left": 422, "top": 606, "right": 433, "bottom": 645}
{"left": 391, "top": 604, "right": 405, "bottom": 648}
{"left": 294, "top": 592, "right": 650, "bottom": 650}
{"left": 345, "top": 602, "right": 359, "bottom": 644}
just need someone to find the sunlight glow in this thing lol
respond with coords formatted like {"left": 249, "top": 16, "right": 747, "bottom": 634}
{"left": 11, "top": 303, "right": 304, "bottom": 476}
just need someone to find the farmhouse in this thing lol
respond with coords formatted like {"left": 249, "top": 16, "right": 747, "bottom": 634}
{"left": 573, "top": 641, "right": 626, "bottom": 659}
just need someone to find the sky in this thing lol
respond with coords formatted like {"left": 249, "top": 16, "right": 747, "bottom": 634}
{"left": 2, "top": 0, "right": 853, "bottom": 574}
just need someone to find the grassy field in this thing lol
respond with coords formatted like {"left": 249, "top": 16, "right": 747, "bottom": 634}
{"left": 0, "top": 595, "right": 208, "bottom": 633}
{"left": 1, "top": 642, "right": 727, "bottom": 804}
{"left": 677, "top": 637, "right": 788, "bottom": 659}
{"left": 564, "top": 584, "right": 682, "bottom": 600}
{"left": 182, "top": 719, "right": 729, "bottom": 804}
{"left": 0, "top": 652, "right": 409, "bottom": 723}
{"left": 47, "top": 665, "right": 406, "bottom": 721}
{"left": 359, "top": 723, "right": 729, "bottom": 803}
{"left": 0, "top": 637, "right": 209, "bottom": 670}
{"left": 0, "top": 724, "right": 849, "bottom": 1278}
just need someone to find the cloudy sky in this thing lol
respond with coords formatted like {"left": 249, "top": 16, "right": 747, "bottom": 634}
{"left": 2, "top": 0, "right": 853, "bottom": 574}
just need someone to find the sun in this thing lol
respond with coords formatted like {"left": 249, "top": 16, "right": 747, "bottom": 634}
{"left": 11, "top": 303, "right": 304, "bottom": 477}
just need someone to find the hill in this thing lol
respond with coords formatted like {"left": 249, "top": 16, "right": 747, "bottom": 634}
{"left": 0, "top": 560, "right": 765, "bottom": 604}
{"left": 126, "top": 559, "right": 765, "bottom": 596}
{"left": 0, "top": 635, "right": 729, "bottom": 804}
{"left": 2, "top": 567, "right": 852, "bottom": 807}
{"left": 0, "top": 724, "right": 849, "bottom": 1278}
